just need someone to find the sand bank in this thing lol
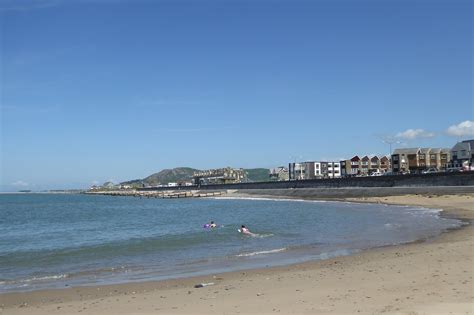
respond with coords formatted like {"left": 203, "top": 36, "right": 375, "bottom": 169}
{"left": 1, "top": 193, "right": 473, "bottom": 314}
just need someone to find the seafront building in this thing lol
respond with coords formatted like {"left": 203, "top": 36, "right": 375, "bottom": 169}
{"left": 289, "top": 161, "right": 341, "bottom": 179}
{"left": 449, "top": 140, "right": 474, "bottom": 169}
{"left": 315, "top": 161, "right": 341, "bottom": 178}
{"left": 288, "top": 162, "right": 306, "bottom": 180}
{"left": 269, "top": 167, "right": 289, "bottom": 181}
{"left": 193, "top": 167, "right": 246, "bottom": 185}
{"left": 391, "top": 148, "right": 421, "bottom": 173}
{"left": 391, "top": 147, "right": 451, "bottom": 173}
{"left": 340, "top": 155, "right": 360, "bottom": 176}
{"left": 339, "top": 155, "right": 391, "bottom": 176}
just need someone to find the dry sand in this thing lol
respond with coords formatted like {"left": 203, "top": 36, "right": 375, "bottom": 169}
{"left": 1, "top": 193, "right": 473, "bottom": 314}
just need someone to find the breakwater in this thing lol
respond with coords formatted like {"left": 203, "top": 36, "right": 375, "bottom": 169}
{"left": 85, "top": 190, "right": 225, "bottom": 198}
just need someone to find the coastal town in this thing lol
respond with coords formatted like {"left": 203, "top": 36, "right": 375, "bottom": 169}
{"left": 92, "top": 139, "right": 473, "bottom": 190}
{"left": 3, "top": 0, "right": 473, "bottom": 314}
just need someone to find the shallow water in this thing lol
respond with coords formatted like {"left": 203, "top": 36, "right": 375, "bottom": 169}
{"left": 0, "top": 193, "right": 462, "bottom": 292}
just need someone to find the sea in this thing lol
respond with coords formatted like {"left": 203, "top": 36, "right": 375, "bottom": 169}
{"left": 0, "top": 193, "right": 463, "bottom": 293}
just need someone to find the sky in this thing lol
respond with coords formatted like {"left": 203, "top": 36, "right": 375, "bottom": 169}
{"left": 1, "top": 0, "right": 473, "bottom": 191}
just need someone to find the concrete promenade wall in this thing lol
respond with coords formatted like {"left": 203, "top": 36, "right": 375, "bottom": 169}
{"left": 138, "top": 172, "right": 474, "bottom": 192}
{"left": 236, "top": 186, "right": 474, "bottom": 199}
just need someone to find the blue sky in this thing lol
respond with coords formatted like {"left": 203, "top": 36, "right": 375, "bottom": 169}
{"left": 1, "top": 0, "right": 473, "bottom": 191}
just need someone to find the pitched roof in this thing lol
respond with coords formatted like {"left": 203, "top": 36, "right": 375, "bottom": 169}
{"left": 452, "top": 140, "right": 474, "bottom": 152}
{"left": 393, "top": 148, "right": 420, "bottom": 155}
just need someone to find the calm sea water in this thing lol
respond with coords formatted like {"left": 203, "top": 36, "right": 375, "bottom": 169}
{"left": 0, "top": 193, "right": 462, "bottom": 292}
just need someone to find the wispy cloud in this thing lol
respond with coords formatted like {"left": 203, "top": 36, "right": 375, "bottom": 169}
{"left": 11, "top": 180, "right": 30, "bottom": 187}
{"left": 395, "top": 128, "right": 435, "bottom": 140}
{"left": 446, "top": 120, "right": 474, "bottom": 137}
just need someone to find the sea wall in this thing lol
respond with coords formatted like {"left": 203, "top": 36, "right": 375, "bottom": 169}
{"left": 138, "top": 172, "right": 474, "bottom": 192}
{"left": 234, "top": 186, "right": 474, "bottom": 199}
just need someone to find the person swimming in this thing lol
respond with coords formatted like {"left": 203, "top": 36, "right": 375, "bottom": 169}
{"left": 204, "top": 221, "right": 217, "bottom": 228}
{"left": 239, "top": 225, "right": 254, "bottom": 236}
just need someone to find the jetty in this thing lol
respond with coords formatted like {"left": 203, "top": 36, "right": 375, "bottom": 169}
{"left": 84, "top": 190, "right": 226, "bottom": 199}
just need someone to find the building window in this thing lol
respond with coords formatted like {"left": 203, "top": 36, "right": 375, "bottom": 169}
{"left": 430, "top": 155, "right": 436, "bottom": 160}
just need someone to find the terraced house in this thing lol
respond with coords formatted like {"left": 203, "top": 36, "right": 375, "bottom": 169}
{"left": 370, "top": 156, "right": 380, "bottom": 174}
{"left": 391, "top": 147, "right": 451, "bottom": 173}
{"left": 380, "top": 156, "right": 391, "bottom": 172}
{"left": 391, "top": 148, "right": 420, "bottom": 173}
{"left": 340, "top": 155, "right": 391, "bottom": 176}
{"left": 428, "top": 148, "right": 451, "bottom": 170}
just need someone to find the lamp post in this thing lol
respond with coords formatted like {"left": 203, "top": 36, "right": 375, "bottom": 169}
{"left": 382, "top": 139, "right": 401, "bottom": 156}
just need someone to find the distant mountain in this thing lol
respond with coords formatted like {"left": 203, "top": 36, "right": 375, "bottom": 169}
{"left": 245, "top": 168, "right": 270, "bottom": 182}
{"left": 121, "top": 167, "right": 270, "bottom": 187}
{"left": 121, "top": 167, "right": 199, "bottom": 187}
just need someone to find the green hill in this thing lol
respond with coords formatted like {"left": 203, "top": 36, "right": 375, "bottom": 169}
{"left": 143, "top": 167, "right": 198, "bottom": 185}
{"left": 121, "top": 167, "right": 270, "bottom": 187}
{"left": 245, "top": 168, "right": 270, "bottom": 182}
{"left": 121, "top": 167, "right": 199, "bottom": 187}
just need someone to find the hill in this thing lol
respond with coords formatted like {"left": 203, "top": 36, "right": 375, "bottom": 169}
{"left": 121, "top": 167, "right": 199, "bottom": 187}
{"left": 245, "top": 168, "right": 270, "bottom": 182}
{"left": 121, "top": 167, "right": 270, "bottom": 187}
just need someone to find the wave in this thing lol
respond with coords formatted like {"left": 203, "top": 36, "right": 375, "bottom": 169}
{"left": 253, "top": 233, "right": 274, "bottom": 238}
{"left": 0, "top": 274, "right": 68, "bottom": 285}
{"left": 211, "top": 196, "right": 328, "bottom": 203}
{"left": 236, "top": 248, "right": 287, "bottom": 257}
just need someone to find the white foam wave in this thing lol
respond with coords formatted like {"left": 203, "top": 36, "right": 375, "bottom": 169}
{"left": 236, "top": 248, "right": 286, "bottom": 257}
{"left": 212, "top": 196, "right": 327, "bottom": 203}
{"left": 15, "top": 274, "right": 68, "bottom": 284}
{"left": 254, "top": 233, "right": 274, "bottom": 238}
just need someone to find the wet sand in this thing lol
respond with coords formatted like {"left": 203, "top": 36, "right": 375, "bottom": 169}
{"left": 1, "top": 193, "right": 473, "bottom": 314}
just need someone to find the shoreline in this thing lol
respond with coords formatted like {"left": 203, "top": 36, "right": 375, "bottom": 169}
{"left": 1, "top": 192, "right": 473, "bottom": 314}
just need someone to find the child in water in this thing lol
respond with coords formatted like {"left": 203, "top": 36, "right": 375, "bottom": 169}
{"left": 240, "top": 225, "right": 254, "bottom": 236}
{"left": 204, "top": 221, "right": 217, "bottom": 228}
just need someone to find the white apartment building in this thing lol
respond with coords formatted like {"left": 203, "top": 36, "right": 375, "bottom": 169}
{"left": 314, "top": 161, "right": 341, "bottom": 178}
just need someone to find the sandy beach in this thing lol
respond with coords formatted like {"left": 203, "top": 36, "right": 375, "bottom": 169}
{"left": 1, "top": 192, "right": 473, "bottom": 314}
